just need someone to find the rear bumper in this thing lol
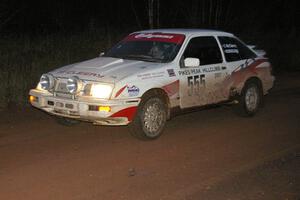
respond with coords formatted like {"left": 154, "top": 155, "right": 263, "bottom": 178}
{"left": 29, "top": 89, "right": 140, "bottom": 126}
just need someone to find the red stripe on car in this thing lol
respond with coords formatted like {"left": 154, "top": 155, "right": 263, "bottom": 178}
{"left": 110, "top": 106, "right": 138, "bottom": 121}
{"left": 115, "top": 85, "right": 127, "bottom": 98}
{"left": 162, "top": 80, "right": 179, "bottom": 97}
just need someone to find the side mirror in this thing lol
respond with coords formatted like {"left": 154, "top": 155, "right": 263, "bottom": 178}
{"left": 184, "top": 58, "right": 200, "bottom": 67}
{"left": 99, "top": 52, "right": 105, "bottom": 57}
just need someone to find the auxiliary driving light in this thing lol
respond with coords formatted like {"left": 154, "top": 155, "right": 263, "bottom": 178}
{"left": 67, "top": 76, "right": 83, "bottom": 94}
{"left": 40, "top": 74, "right": 55, "bottom": 91}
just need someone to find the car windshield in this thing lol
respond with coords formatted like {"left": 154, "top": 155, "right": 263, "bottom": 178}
{"left": 104, "top": 33, "right": 185, "bottom": 63}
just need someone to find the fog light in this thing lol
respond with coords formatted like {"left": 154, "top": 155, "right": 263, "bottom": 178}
{"left": 29, "top": 95, "right": 38, "bottom": 103}
{"left": 88, "top": 105, "right": 111, "bottom": 112}
{"left": 99, "top": 106, "right": 111, "bottom": 112}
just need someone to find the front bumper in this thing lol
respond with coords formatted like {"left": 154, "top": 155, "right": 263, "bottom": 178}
{"left": 29, "top": 89, "right": 140, "bottom": 126}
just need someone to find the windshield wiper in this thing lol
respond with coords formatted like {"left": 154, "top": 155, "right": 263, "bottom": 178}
{"left": 122, "top": 54, "right": 163, "bottom": 62}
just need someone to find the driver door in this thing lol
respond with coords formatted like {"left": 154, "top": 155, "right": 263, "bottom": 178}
{"left": 178, "top": 36, "right": 228, "bottom": 108}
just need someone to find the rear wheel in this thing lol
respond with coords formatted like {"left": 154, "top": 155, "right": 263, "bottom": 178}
{"left": 130, "top": 96, "right": 167, "bottom": 140}
{"left": 234, "top": 80, "right": 263, "bottom": 117}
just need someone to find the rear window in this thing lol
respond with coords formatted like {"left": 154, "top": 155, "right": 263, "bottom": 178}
{"left": 218, "top": 36, "right": 257, "bottom": 62}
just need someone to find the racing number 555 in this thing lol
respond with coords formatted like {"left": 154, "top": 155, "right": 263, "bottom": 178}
{"left": 187, "top": 74, "right": 205, "bottom": 96}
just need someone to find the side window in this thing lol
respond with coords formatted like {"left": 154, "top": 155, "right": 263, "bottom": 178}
{"left": 218, "top": 36, "right": 257, "bottom": 62}
{"left": 182, "top": 36, "right": 223, "bottom": 66}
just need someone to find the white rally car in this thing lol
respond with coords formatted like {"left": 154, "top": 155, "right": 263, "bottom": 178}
{"left": 29, "top": 29, "right": 275, "bottom": 140}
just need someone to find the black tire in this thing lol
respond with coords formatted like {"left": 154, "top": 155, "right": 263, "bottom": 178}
{"left": 55, "top": 117, "right": 81, "bottom": 126}
{"left": 233, "top": 80, "right": 263, "bottom": 117}
{"left": 130, "top": 95, "right": 168, "bottom": 140}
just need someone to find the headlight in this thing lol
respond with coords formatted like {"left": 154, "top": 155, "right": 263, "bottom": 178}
{"left": 90, "top": 84, "right": 113, "bottom": 99}
{"left": 40, "top": 74, "right": 55, "bottom": 91}
{"left": 67, "top": 76, "right": 83, "bottom": 94}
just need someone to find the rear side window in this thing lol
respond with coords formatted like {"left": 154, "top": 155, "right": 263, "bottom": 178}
{"left": 218, "top": 36, "right": 257, "bottom": 62}
{"left": 183, "top": 36, "right": 223, "bottom": 66}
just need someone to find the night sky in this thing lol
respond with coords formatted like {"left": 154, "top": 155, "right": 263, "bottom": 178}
{"left": 1, "top": 0, "right": 299, "bottom": 35}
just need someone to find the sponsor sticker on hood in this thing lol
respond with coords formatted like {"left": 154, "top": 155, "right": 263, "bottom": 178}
{"left": 56, "top": 70, "right": 104, "bottom": 78}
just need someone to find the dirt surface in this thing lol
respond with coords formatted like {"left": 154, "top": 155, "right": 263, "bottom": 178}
{"left": 0, "top": 73, "right": 300, "bottom": 200}
{"left": 188, "top": 151, "right": 300, "bottom": 200}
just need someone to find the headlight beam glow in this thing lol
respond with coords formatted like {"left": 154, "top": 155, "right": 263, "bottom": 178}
{"left": 90, "top": 84, "right": 112, "bottom": 99}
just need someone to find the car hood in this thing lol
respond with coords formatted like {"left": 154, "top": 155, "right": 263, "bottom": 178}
{"left": 51, "top": 56, "right": 164, "bottom": 83}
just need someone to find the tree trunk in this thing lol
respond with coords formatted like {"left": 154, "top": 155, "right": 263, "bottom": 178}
{"left": 156, "top": 0, "right": 160, "bottom": 28}
{"left": 148, "top": 0, "right": 154, "bottom": 29}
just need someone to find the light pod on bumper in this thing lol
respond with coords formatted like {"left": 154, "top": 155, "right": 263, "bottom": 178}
{"left": 67, "top": 76, "right": 83, "bottom": 94}
{"left": 40, "top": 74, "right": 55, "bottom": 91}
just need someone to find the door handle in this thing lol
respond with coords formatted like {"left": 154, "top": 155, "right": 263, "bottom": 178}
{"left": 221, "top": 66, "right": 227, "bottom": 70}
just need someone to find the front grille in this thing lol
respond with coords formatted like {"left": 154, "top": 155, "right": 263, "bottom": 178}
{"left": 56, "top": 92, "right": 73, "bottom": 99}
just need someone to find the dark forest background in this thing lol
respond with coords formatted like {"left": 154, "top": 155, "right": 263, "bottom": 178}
{"left": 0, "top": 0, "right": 299, "bottom": 108}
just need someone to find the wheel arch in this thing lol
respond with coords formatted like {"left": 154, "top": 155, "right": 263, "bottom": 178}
{"left": 242, "top": 76, "right": 263, "bottom": 93}
{"left": 229, "top": 76, "right": 263, "bottom": 99}
{"left": 232, "top": 76, "right": 264, "bottom": 117}
{"left": 140, "top": 88, "right": 171, "bottom": 119}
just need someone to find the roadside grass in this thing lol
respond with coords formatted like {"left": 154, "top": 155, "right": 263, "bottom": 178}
{"left": 0, "top": 29, "right": 124, "bottom": 109}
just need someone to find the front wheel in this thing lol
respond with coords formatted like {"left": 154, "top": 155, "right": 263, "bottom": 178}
{"left": 234, "top": 80, "right": 263, "bottom": 117}
{"left": 130, "top": 96, "right": 167, "bottom": 140}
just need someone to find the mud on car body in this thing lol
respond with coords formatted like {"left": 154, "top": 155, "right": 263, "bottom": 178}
{"left": 29, "top": 29, "right": 275, "bottom": 140}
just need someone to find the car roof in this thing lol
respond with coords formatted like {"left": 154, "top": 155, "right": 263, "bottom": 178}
{"left": 134, "top": 29, "right": 234, "bottom": 37}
